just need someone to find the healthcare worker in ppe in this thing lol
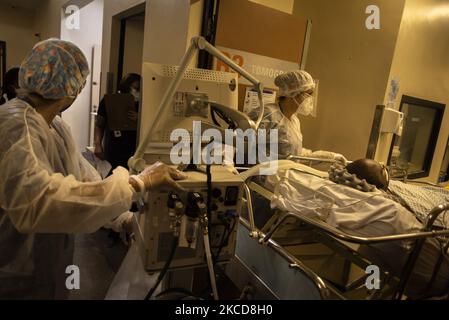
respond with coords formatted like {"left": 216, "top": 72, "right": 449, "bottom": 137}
{"left": 0, "top": 39, "right": 186, "bottom": 299}
{"left": 249, "top": 70, "right": 346, "bottom": 163}
{"left": 0, "top": 67, "right": 20, "bottom": 105}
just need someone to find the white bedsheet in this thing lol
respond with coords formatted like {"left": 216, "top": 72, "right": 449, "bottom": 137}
{"left": 269, "top": 168, "right": 449, "bottom": 297}
{"left": 270, "top": 168, "right": 423, "bottom": 239}
{"left": 389, "top": 180, "right": 449, "bottom": 228}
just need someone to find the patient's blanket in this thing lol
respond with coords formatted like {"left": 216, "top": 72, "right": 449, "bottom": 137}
{"left": 389, "top": 180, "right": 449, "bottom": 228}
{"left": 270, "top": 169, "right": 422, "bottom": 241}
{"left": 269, "top": 169, "right": 449, "bottom": 297}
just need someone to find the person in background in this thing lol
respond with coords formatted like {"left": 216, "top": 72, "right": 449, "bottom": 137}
{"left": 94, "top": 73, "right": 141, "bottom": 172}
{"left": 0, "top": 67, "right": 20, "bottom": 105}
{"left": 249, "top": 70, "right": 346, "bottom": 163}
{"left": 0, "top": 39, "right": 185, "bottom": 299}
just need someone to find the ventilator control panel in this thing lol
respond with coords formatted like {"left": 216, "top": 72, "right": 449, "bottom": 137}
{"left": 137, "top": 165, "right": 244, "bottom": 272}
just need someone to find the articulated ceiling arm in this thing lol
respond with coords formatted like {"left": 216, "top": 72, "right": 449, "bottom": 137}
{"left": 129, "top": 36, "right": 264, "bottom": 172}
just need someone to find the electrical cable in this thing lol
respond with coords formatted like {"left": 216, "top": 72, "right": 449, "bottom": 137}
{"left": 207, "top": 164, "right": 212, "bottom": 222}
{"left": 144, "top": 236, "right": 179, "bottom": 300}
{"left": 206, "top": 163, "right": 233, "bottom": 265}
{"left": 204, "top": 164, "right": 219, "bottom": 299}
{"left": 210, "top": 107, "right": 221, "bottom": 127}
{"left": 156, "top": 288, "right": 199, "bottom": 300}
{"left": 203, "top": 231, "right": 219, "bottom": 300}
{"left": 213, "top": 219, "right": 236, "bottom": 265}
{"left": 210, "top": 105, "right": 237, "bottom": 129}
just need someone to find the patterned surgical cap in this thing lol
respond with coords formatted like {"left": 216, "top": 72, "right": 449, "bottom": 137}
{"left": 19, "top": 39, "right": 90, "bottom": 99}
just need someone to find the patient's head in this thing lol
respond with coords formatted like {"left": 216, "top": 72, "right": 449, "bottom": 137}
{"left": 346, "top": 159, "right": 389, "bottom": 190}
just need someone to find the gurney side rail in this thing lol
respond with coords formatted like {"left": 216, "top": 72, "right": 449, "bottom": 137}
{"left": 238, "top": 217, "right": 339, "bottom": 300}
{"left": 260, "top": 204, "right": 449, "bottom": 300}
{"left": 261, "top": 208, "right": 449, "bottom": 246}
{"left": 394, "top": 204, "right": 449, "bottom": 299}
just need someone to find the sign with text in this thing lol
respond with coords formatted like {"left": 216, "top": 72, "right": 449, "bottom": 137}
{"left": 213, "top": 46, "right": 300, "bottom": 89}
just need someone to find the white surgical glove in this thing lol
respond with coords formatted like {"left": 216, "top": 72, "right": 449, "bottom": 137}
{"left": 103, "top": 211, "right": 135, "bottom": 246}
{"left": 311, "top": 150, "right": 347, "bottom": 165}
{"left": 137, "top": 162, "right": 187, "bottom": 192}
{"left": 104, "top": 211, "right": 134, "bottom": 233}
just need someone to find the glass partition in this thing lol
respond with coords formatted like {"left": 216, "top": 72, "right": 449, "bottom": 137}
{"left": 388, "top": 95, "right": 445, "bottom": 179}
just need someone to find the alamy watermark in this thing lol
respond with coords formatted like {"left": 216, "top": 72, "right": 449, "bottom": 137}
{"left": 170, "top": 121, "right": 279, "bottom": 175}
{"left": 65, "top": 265, "right": 80, "bottom": 290}
{"left": 61, "top": 5, "right": 380, "bottom": 36}
{"left": 365, "top": 265, "right": 381, "bottom": 290}
{"left": 366, "top": 5, "right": 381, "bottom": 30}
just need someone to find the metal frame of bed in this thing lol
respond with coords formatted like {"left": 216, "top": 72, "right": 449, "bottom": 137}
{"left": 228, "top": 158, "right": 449, "bottom": 300}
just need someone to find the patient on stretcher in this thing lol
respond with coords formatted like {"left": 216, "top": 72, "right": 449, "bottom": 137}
{"left": 329, "top": 159, "right": 449, "bottom": 296}
{"left": 335, "top": 158, "right": 449, "bottom": 228}
{"left": 249, "top": 159, "right": 449, "bottom": 298}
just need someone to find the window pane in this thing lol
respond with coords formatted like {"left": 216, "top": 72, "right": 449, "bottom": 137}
{"left": 390, "top": 100, "right": 442, "bottom": 178}
{"left": 439, "top": 138, "right": 449, "bottom": 182}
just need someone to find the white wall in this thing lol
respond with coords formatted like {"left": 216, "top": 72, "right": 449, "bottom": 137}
{"left": 0, "top": 3, "right": 37, "bottom": 69}
{"left": 377, "top": 0, "right": 449, "bottom": 182}
{"left": 123, "top": 16, "right": 145, "bottom": 75}
{"left": 100, "top": 0, "right": 145, "bottom": 97}
{"left": 61, "top": 0, "right": 104, "bottom": 151}
{"left": 186, "top": 0, "right": 204, "bottom": 68}
{"left": 293, "top": 0, "right": 406, "bottom": 160}
{"left": 100, "top": 0, "right": 204, "bottom": 95}
{"left": 142, "top": 0, "right": 191, "bottom": 65}
{"left": 249, "top": 0, "right": 294, "bottom": 14}
{"left": 34, "top": 0, "right": 66, "bottom": 40}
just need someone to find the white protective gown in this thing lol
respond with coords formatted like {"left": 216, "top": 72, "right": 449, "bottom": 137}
{"left": 248, "top": 102, "right": 304, "bottom": 159}
{"left": 248, "top": 102, "right": 346, "bottom": 162}
{"left": 0, "top": 99, "right": 134, "bottom": 299}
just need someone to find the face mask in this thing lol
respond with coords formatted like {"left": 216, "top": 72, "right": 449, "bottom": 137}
{"left": 60, "top": 96, "right": 77, "bottom": 113}
{"left": 63, "top": 85, "right": 84, "bottom": 112}
{"left": 130, "top": 88, "right": 140, "bottom": 102}
{"left": 293, "top": 95, "right": 314, "bottom": 116}
{"left": 63, "top": 81, "right": 86, "bottom": 112}
{"left": 6, "top": 85, "right": 18, "bottom": 100}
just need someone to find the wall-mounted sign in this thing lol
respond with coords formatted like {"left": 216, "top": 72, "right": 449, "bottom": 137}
{"left": 213, "top": 46, "right": 300, "bottom": 89}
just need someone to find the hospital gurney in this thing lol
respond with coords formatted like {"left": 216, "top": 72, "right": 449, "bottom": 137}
{"left": 226, "top": 160, "right": 449, "bottom": 300}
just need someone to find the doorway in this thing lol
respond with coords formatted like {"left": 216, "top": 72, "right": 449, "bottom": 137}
{"left": 117, "top": 13, "right": 146, "bottom": 88}
{"left": 108, "top": 3, "right": 146, "bottom": 94}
